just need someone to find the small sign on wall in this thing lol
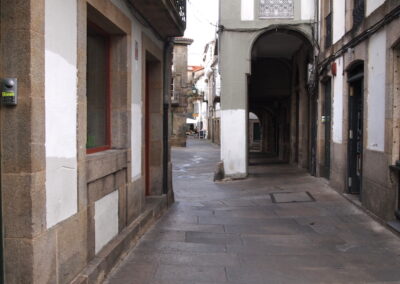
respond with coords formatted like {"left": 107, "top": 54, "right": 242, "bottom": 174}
{"left": 135, "top": 41, "right": 139, "bottom": 61}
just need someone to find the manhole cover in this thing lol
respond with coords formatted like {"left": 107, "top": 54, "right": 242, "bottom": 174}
{"left": 271, "top": 192, "right": 315, "bottom": 203}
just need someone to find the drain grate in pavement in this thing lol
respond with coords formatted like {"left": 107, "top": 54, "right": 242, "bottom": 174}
{"left": 271, "top": 192, "right": 315, "bottom": 203}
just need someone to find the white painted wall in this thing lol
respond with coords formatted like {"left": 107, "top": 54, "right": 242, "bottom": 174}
{"left": 131, "top": 22, "right": 143, "bottom": 181}
{"left": 332, "top": 57, "right": 344, "bottom": 144}
{"left": 95, "top": 191, "right": 119, "bottom": 254}
{"left": 366, "top": 0, "right": 385, "bottom": 16}
{"left": 333, "top": 0, "right": 345, "bottom": 44}
{"left": 221, "top": 109, "right": 247, "bottom": 177}
{"left": 367, "top": 29, "right": 386, "bottom": 152}
{"left": 201, "top": 102, "right": 208, "bottom": 132}
{"left": 241, "top": 0, "right": 254, "bottom": 21}
{"left": 301, "top": 0, "right": 315, "bottom": 20}
{"left": 45, "top": 0, "right": 78, "bottom": 228}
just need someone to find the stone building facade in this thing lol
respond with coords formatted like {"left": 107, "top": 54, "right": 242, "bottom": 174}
{"left": 219, "top": 0, "right": 400, "bottom": 228}
{"left": 0, "top": 0, "right": 185, "bottom": 283}
{"left": 171, "top": 37, "right": 193, "bottom": 147}
{"left": 202, "top": 40, "right": 221, "bottom": 145}
{"left": 316, "top": 0, "right": 400, "bottom": 228}
{"left": 219, "top": 0, "right": 317, "bottom": 178}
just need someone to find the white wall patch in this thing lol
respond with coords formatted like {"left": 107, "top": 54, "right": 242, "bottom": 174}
{"left": 221, "top": 109, "right": 247, "bottom": 176}
{"left": 45, "top": 0, "right": 78, "bottom": 228}
{"left": 332, "top": 57, "right": 344, "bottom": 144}
{"left": 131, "top": 103, "right": 142, "bottom": 180}
{"left": 366, "top": 0, "right": 385, "bottom": 16}
{"left": 301, "top": 0, "right": 315, "bottom": 20}
{"left": 333, "top": 0, "right": 345, "bottom": 44}
{"left": 367, "top": 30, "right": 386, "bottom": 152}
{"left": 95, "top": 190, "right": 119, "bottom": 254}
{"left": 241, "top": 0, "right": 254, "bottom": 21}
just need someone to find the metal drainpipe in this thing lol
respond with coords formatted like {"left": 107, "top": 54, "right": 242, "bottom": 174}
{"left": 162, "top": 39, "right": 173, "bottom": 195}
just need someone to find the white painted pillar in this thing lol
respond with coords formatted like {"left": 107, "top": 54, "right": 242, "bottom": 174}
{"left": 221, "top": 109, "right": 247, "bottom": 178}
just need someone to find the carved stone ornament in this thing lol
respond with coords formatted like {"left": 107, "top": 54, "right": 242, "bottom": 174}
{"left": 259, "top": 0, "right": 294, "bottom": 19}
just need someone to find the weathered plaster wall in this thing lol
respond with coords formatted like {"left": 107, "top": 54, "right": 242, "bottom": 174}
{"left": 332, "top": 57, "right": 344, "bottom": 144}
{"left": 301, "top": 0, "right": 315, "bottom": 21}
{"left": 94, "top": 190, "right": 119, "bottom": 253}
{"left": 219, "top": 30, "right": 252, "bottom": 177}
{"left": 131, "top": 22, "right": 144, "bottom": 181}
{"left": 367, "top": 29, "right": 386, "bottom": 152}
{"left": 45, "top": 0, "right": 78, "bottom": 228}
{"left": 366, "top": 0, "right": 385, "bottom": 16}
{"left": 221, "top": 109, "right": 247, "bottom": 177}
{"left": 333, "top": 0, "right": 345, "bottom": 44}
{"left": 241, "top": 0, "right": 254, "bottom": 21}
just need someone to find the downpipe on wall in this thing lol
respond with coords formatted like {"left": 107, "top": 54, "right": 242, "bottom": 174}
{"left": 163, "top": 39, "right": 174, "bottom": 196}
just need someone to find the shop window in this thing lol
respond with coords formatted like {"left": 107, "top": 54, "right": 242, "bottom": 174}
{"left": 86, "top": 23, "right": 111, "bottom": 153}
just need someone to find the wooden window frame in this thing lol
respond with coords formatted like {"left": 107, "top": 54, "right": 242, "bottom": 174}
{"left": 86, "top": 21, "right": 112, "bottom": 154}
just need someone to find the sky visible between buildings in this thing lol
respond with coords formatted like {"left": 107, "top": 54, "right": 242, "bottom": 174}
{"left": 185, "top": 0, "right": 219, "bottom": 66}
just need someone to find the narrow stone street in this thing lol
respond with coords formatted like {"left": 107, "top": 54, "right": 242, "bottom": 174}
{"left": 105, "top": 139, "right": 400, "bottom": 284}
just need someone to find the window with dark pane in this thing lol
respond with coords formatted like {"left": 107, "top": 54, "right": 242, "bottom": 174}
{"left": 353, "top": 0, "right": 365, "bottom": 28}
{"left": 86, "top": 24, "right": 111, "bottom": 152}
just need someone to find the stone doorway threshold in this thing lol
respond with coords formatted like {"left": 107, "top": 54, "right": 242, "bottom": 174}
{"left": 71, "top": 195, "right": 169, "bottom": 284}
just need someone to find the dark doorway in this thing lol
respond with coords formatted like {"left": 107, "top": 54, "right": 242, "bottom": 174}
{"left": 144, "top": 52, "right": 163, "bottom": 196}
{"left": 322, "top": 79, "right": 332, "bottom": 179}
{"left": 347, "top": 64, "right": 364, "bottom": 195}
{"left": 248, "top": 29, "right": 313, "bottom": 171}
{"left": 86, "top": 23, "right": 111, "bottom": 154}
{"left": 310, "top": 93, "right": 318, "bottom": 176}
{"left": 253, "top": 123, "right": 261, "bottom": 141}
{"left": 249, "top": 112, "right": 262, "bottom": 152}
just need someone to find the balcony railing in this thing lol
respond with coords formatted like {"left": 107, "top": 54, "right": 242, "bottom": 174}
{"left": 128, "top": 0, "right": 186, "bottom": 38}
{"left": 173, "top": 0, "right": 187, "bottom": 28}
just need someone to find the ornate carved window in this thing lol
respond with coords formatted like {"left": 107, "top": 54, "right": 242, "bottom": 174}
{"left": 259, "top": 0, "right": 294, "bottom": 19}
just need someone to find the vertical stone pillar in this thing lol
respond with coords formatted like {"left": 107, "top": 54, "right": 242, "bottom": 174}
{"left": 0, "top": 1, "right": 55, "bottom": 283}
{"left": 219, "top": 31, "right": 252, "bottom": 179}
{"left": 170, "top": 37, "right": 193, "bottom": 147}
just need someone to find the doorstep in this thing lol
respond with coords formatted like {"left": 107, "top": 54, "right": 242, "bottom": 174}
{"left": 388, "top": 220, "right": 400, "bottom": 233}
{"left": 342, "top": 193, "right": 400, "bottom": 237}
{"left": 71, "top": 195, "right": 168, "bottom": 284}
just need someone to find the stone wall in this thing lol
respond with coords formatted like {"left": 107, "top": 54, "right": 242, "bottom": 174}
{"left": 171, "top": 38, "right": 193, "bottom": 147}
{"left": 0, "top": 0, "right": 176, "bottom": 282}
{"left": 317, "top": 0, "right": 400, "bottom": 222}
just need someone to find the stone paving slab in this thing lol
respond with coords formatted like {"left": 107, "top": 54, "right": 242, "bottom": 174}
{"left": 104, "top": 139, "right": 400, "bottom": 284}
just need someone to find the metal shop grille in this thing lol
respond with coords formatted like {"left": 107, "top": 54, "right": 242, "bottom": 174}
{"left": 259, "top": 0, "right": 294, "bottom": 19}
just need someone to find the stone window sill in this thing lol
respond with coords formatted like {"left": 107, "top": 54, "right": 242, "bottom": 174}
{"left": 86, "top": 149, "right": 128, "bottom": 183}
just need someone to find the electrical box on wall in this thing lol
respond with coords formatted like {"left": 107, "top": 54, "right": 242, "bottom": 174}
{"left": 1, "top": 78, "right": 18, "bottom": 106}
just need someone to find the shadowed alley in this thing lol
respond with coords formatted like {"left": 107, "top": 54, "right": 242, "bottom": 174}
{"left": 105, "top": 139, "right": 400, "bottom": 284}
